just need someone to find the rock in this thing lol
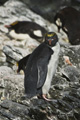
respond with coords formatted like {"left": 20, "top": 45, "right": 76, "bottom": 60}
{"left": 59, "top": 44, "right": 80, "bottom": 69}
{"left": 0, "top": 99, "right": 29, "bottom": 120}
{"left": 22, "top": 0, "right": 72, "bottom": 22}
{"left": 3, "top": 45, "right": 23, "bottom": 64}
{"left": 61, "top": 66, "right": 80, "bottom": 82}
{"left": 0, "top": 66, "right": 13, "bottom": 75}
{"left": 74, "top": 109, "right": 80, "bottom": 120}
{"left": 71, "top": 0, "right": 80, "bottom": 5}
{"left": 0, "top": 66, "right": 24, "bottom": 101}
{"left": 2, "top": 44, "right": 39, "bottom": 65}
{"left": 0, "top": 52, "right": 6, "bottom": 63}
{"left": 58, "top": 99, "right": 73, "bottom": 112}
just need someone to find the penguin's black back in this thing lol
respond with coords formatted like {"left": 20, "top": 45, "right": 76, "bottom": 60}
{"left": 24, "top": 42, "right": 53, "bottom": 98}
{"left": 11, "top": 21, "right": 47, "bottom": 35}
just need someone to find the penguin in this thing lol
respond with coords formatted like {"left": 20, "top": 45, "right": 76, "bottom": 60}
{"left": 17, "top": 54, "right": 31, "bottom": 73}
{"left": 5, "top": 21, "right": 47, "bottom": 42}
{"left": 54, "top": 7, "right": 80, "bottom": 45}
{"left": 24, "top": 32, "right": 60, "bottom": 101}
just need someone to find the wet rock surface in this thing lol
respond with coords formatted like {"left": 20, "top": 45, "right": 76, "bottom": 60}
{"left": 22, "top": 0, "right": 80, "bottom": 23}
{"left": 22, "top": 0, "right": 72, "bottom": 23}
{"left": 0, "top": 0, "right": 80, "bottom": 120}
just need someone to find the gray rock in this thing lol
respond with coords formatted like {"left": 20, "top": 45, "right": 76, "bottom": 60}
{"left": 0, "top": 66, "right": 24, "bottom": 101}
{"left": 0, "top": 52, "right": 6, "bottom": 64}
{"left": 3, "top": 45, "right": 23, "bottom": 64}
{"left": 22, "top": 0, "right": 72, "bottom": 22}
{"left": 61, "top": 66, "right": 80, "bottom": 82}
{"left": 0, "top": 100, "right": 29, "bottom": 120}
{"left": 0, "top": 66, "right": 13, "bottom": 75}
{"left": 59, "top": 44, "right": 80, "bottom": 69}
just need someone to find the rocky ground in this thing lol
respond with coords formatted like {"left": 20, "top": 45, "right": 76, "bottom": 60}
{"left": 0, "top": 0, "right": 80, "bottom": 120}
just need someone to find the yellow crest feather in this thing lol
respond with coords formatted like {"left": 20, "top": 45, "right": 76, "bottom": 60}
{"left": 16, "top": 62, "right": 18, "bottom": 66}
{"left": 47, "top": 33, "right": 55, "bottom": 37}
{"left": 11, "top": 21, "right": 18, "bottom": 26}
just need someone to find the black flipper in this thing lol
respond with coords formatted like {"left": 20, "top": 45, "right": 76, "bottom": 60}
{"left": 37, "top": 47, "right": 53, "bottom": 89}
{"left": 17, "top": 54, "right": 31, "bottom": 72}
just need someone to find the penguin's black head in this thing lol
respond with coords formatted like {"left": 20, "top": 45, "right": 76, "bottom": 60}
{"left": 5, "top": 21, "right": 19, "bottom": 31}
{"left": 45, "top": 32, "right": 58, "bottom": 47}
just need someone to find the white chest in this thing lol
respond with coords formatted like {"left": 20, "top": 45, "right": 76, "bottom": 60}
{"left": 48, "top": 43, "right": 60, "bottom": 76}
{"left": 9, "top": 30, "right": 42, "bottom": 40}
{"left": 9, "top": 30, "right": 30, "bottom": 40}
{"left": 42, "top": 42, "right": 60, "bottom": 94}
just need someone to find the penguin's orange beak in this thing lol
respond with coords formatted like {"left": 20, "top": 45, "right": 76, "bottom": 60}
{"left": 4, "top": 25, "right": 11, "bottom": 28}
{"left": 49, "top": 40, "right": 52, "bottom": 45}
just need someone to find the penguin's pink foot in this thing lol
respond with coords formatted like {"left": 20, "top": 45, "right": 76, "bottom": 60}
{"left": 38, "top": 94, "right": 52, "bottom": 101}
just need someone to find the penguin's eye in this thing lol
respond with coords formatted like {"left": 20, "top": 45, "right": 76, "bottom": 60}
{"left": 51, "top": 38, "right": 56, "bottom": 41}
{"left": 51, "top": 38, "right": 54, "bottom": 41}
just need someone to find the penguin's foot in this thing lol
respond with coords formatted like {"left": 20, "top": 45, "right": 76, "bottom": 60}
{"left": 38, "top": 94, "right": 52, "bottom": 101}
{"left": 42, "top": 94, "right": 52, "bottom": 101}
